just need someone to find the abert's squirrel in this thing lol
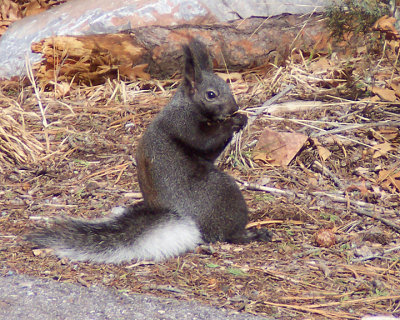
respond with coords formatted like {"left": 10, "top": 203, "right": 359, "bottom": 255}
{"left": 26, "top": 39, "right": 271, "bottom": 263}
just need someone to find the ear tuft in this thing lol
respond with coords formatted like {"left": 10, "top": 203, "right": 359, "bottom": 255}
{"left": 182, "top": 39, "right": 212, "bottom": 89}
{"left": 188, "top": 39, "right": 213, "bottom": 72}
{"left": 182, "top": 43, "right": 195, "bottom": 89}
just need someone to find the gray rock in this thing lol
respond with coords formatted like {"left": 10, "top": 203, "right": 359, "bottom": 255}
{"left": 0, "top": 274, "right": 272, "bottom": 320}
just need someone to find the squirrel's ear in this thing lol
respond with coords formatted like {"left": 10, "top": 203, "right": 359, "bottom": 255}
{"left": 182, "top": 39, "right": 212, "bottom": 89}
{"left": 182, "top": 43, "right": 196, "bottom": 91}
{"left": 189, "top": 39, "right": 213, "bottom": 73}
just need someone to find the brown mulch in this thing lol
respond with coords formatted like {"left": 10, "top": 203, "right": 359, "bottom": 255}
{"left": 1, "top": 48, "right": 400, "bottom": 319}
{"left": 1, "top": 2, "right": 400, "bottom": 319}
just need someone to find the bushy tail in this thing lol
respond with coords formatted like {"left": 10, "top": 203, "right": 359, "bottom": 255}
{"left": 26, "top": 203, "right": 202, "bottom": 264}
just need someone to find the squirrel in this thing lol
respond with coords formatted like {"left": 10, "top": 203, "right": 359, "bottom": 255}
{"left": 26, "top": 39, "right": 272, "bottom": 263}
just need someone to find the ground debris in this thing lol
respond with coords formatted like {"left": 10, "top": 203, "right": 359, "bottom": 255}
{"left": 1, "top": 17, "right": 400, "bottom": 320}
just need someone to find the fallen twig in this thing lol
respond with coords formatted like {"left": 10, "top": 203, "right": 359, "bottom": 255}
{"left": 352, "top": 245, "right": 400, "bottom": 262}
{"left": 25, "top": 54, "right": 48, "bottom": 129}
{"left": 313, "top": 120, "right": 400, "bottom": 137}
{"left": 246, "top": 219, "right": 304, "bottom": 228}
{"left": 238, "top": 180, "right": 400, "bottom": 234}
{"left": 145, "top": 284, "right": 185, "bottom": 294}
{"left": 313, "top": 160, "right": 345, "bottom": 189}
{"left": 350, "top": 207, "right": 400, "bottom": 234}
{"left": 262, "top": 301, "right": 358, "bottom": 319}
{"left": 252, "top": 85, "right": 295, "bottom": 117}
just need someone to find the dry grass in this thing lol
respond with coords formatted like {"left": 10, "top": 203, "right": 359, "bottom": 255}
{"left": 0, "top": 101, "right": 44, "bottom": 168}
{"left": 1, "top": 42, "right": 400, "bottom": 319}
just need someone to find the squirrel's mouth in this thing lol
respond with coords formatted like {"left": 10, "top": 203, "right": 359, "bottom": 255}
{"left": 212, "top": 110, "right": 244, "bottom": 122}
{"left": 205, "top": 109, "right": 240, "bottom": 122}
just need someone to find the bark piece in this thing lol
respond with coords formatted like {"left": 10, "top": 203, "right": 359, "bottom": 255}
{"left": 31, "top": 34, "right": 149, "bottom": 85}
{"left": 31, "top": 14, "right": 332, "bottom": 86}
{"left": 0, "top": 0, "right": 329, "bottom": 79}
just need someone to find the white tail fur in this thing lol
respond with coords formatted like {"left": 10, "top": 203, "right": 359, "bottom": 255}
{"left": 54, "top": 216, "right": 202, "bottom": 263}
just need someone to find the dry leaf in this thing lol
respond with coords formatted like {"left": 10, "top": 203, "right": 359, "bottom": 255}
{"left": 361, "top": 95, "right": 381, "bottom": 103}
{"left": 311, "top": 138, "right": 332, "bottom": 161}
{"left": 309, "top": 57, "right": 331, "bottom": 73}
{"left": 374, "top": 72, "right": 392, "bottom": 81}
{"left": 52, "top": 81, "right": 71, "bottom": 98}
{"left": 254, "top": 128, "right": 308, "bottom": 166}
{"left": 312, "top": 32, "right": 332, "bottom": 52}
{"left": 357, "top": 45, "right": 367, "bottom": 55}
{"left": 24, "top": 0, "right": 49, "bottom": 16}
{"left": 252, "top": 151, "right": 274, "bottom": 164}
{"left": 387, "top": 39, "right": 400, "bottom": 52}
{"left": 378, "top": 127, "right": 399, "bottom": 141}
{"left": 316, "top": 145, "right": 331, "bottom": 161}
{"left": 32, "top": 248, "right": 54, "bottom": 256}
{"left": 0, "top": 0, "right": 22, "bottom": 20}
{"left": 378, "top": 169, "right": 400, "bottom": 192}
{"left": 372, "top": 142, "right": 396, "bottom": 158}
{"left": 370, "top": 86, "right": 397, "bottom": 102}
{"left": 391, "top": 81, "right": 400, "bottom": 97}
{"left": 346, "top": 181, "right": 370, "bottom": 196}
{"left": 216, "top": 72, "right": 243, "bottom": 82}
{"left": 119, "top": 63, "right": 150, "bottom": 81}
{"left": 32, "top": 34, "right": 147, "bottom": 86}
{"left": 373, "top": 15, "right": 400, "bottom": 40}
{"left": 322, "top": 135, "right": 353, "bottom": 146}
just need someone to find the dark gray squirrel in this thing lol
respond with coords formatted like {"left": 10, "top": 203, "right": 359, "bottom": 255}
{"left": 26, "top": 39, "right": 272, "bottom": 263}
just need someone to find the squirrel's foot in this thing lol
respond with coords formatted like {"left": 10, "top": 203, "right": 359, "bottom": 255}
{"left": 228, "top": 228, "right": 272, "bottom": 244}
{"left": 244, "top": 228, "right": 272, "bottom": 242}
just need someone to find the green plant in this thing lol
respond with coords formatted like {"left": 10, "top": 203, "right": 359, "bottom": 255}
{"left": 227, "top": 268, "right": 247, "bottom": 277}
{"left": 319, "top": 212, "right": 339, "bottom": 222}
{"left": 325, "top": 0, "right": 390, "bottom": 39}
{"left": 340, "top": 243, "right": 350, "bottom": 250}
{"left": 254, "top": 193, "right": 275, "bottom": 203}
{"left": 370, "top": 288, "right": 388, "bottom": 297}
{"left": 73, "top": 159, "right": 89, "bottom": 167}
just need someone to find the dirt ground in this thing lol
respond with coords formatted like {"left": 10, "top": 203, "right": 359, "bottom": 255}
{"left": 1, "top": 2, "right": 400, "bottom": 319}
{"left": 1, "top": 51, "right": 399, "bottom": 319}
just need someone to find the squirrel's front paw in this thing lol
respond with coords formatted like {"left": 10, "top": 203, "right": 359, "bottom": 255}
{"left": 231, "top": 112, "right": 248, "bottom": 132}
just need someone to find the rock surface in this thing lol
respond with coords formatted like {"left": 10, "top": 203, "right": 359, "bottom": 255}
{"left": 0, "top": 274, "right": 272, "bottom": 320}
{"left": 0, "top": 0, "right": 330, "bottom": 79}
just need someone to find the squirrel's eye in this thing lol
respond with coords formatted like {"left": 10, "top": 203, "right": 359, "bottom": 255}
{"left": 206, "top": 90, "right": 217, "bottom": 100}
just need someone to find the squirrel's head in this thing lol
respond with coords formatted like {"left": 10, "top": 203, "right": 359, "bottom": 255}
{"left": 182, "top": 39, "right": 238, "bottom": 121}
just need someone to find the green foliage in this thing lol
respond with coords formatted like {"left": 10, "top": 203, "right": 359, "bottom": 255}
{"left": 370, "top": 288, "right": 389, "bottom": 297}
{"left": 319, "top": 212, "right": 339, "bottom": 222}
{"left": 73, "top": 159, "right": 89, "bottom": 167}
{"left": 227, "top": 268, "right": 247, "bottom": 277}
{"left": 286, "top": 229, "right": 295, "bottom": 236}
{"left": 340, "top": 243, "right": 351, "bottom": 250}
{"left": 254, "top": 193, "right": 275, "bottom": 203}
{"left": 325, "top": 0, "right": 390, "bottom": 39}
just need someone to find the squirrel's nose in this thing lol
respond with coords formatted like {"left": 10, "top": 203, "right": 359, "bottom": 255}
{"left": 229, "top": 99, "right": 239, "bottom": 114}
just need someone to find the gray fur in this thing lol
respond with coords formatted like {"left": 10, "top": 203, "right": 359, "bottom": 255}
{"left": 26, "top": 39, "right": 271, "bottom": 264}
